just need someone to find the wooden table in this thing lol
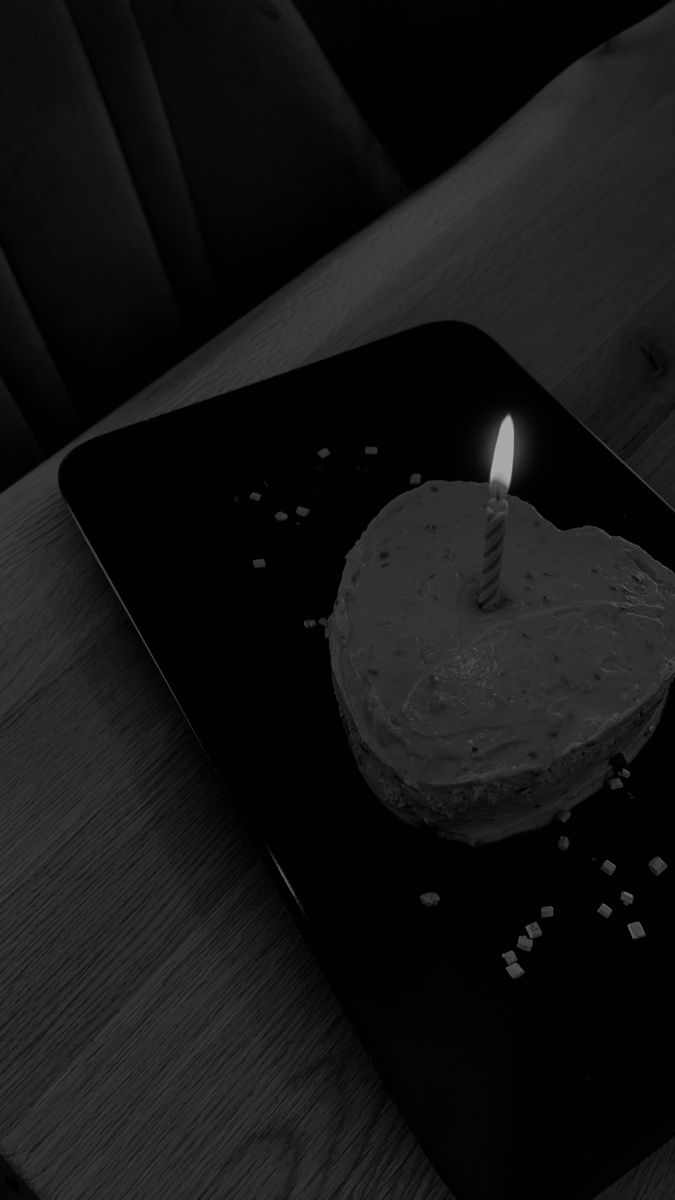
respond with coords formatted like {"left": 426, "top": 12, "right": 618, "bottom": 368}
{"left": 2, "top": 4, "right": 675, "bottom": 1198}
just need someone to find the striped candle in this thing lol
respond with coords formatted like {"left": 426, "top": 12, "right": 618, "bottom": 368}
{"left": 478, "top": 494, "right": 508, "bottom": 610}
{"left": 478, "top": 414, "right": 514, "bottom": 611}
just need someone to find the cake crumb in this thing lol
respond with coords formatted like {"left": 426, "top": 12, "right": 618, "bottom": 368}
{"left": 619, "top": 768, "right": 631, "bottom": 778}
{"left": 249, "top": 491, "right": 262, "bottom": 501}
{"left": 608, "top": 777, "right": 624, "bottom": 791}
{"left": 502, "top": 950, "right": 517, "bottom": 965}
{"left": 303, "top": 619, "right": 317, "bottom": 628}
{"left": 597, "top": 903, "right": 612, "bottom": 918}
{"left": 628, "top": 921, "right": 646, "bottom": 939}
{"left": 364, "top": 446, "right": 378, "bottom": 455}
{"left": 525, "top": 922, "right": 542, "bottom": 939}
{"left": 517, "top": 935, "right": 533, "bottom": 952}
{"left": 558, "top": 835, "right": 570, "bottom": 851}
{"left": 274, "top": 511, "right": 288, "bottom": 521}
{"left": 420, "top": 891, "right": 440, "bottom": 907}
{"left": 649, "top": 856, "right": 668, "bottom": 875}
{"left": 506, "top": 962, "right": 525, "bottom": 979}
{"left": 317, "top": 447, "right": 331, "bottom": 458}
{"left": 409, "top": 472, "right": 422, "bottom": 485}
{"left": 620, "top": 891, "right": 634, "bottom": 905}
{"left": 318, "top": 617, "right": 328, "bottom": 627}
{"left": 557, "top": 810, "right": 571, "bottom": 824}
{"left": 252, "top": 558, "right": 266, "bottom": 568}
{"left": 601, "top": 860, "right": 617, "bottom": 875}
{"left": 540, "top": 905, "right": 554, "bottom": 918}
{"left": 296, "top": 506, "right": 310, "bottom": 517}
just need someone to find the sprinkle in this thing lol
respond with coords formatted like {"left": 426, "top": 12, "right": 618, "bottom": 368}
{"left": 620, "top": 891, "right": 634, "bottom": 905}
{"left": 296, "top": 506, "right": 310, "bottom": 517}
{"left": 303, "top": 619, "right": 317, "bottom": 628}
{"left": 647, "top": 724, "right": 655, "bottom": 733}
{"left": 420, "top": 891, "right": 440, "bottom": 907}
{"left": 249, "top": 491, "right": 262, "bottom": 501}
{"left": 649, "top": 856, "right": 668, "bottom": 875}
{"left": 502, "top": 950, "right": 518, "bottom": 965}
{"left": 558, "top": 835, "right": 570, "bottom": 851}
{"left": 507, "top": 962, "right": 525, "bottom": 979}
{"left": 628, "top": 921, "right": 646, "bottom": 939}
{"left": 252, "top": 558, "right": 266, "bottom": 568}
{"left": 597, "top": 903, "right": 612, "bottom": 918}
{"left": 409, "top": 472, "right": 422, "bottom": 485}
{"left": 601, "top": 860, "right": 617, "bottom": 875}
{"left": 517, "top": 935, "right": 533, "bottom": 952}
{"left": 557, "top": 810, "right": 571, "bottom": 823}
{"left": 608, "top": 777, "right": 624, "bottom": 790}
{"left": 274, "top": 511, "right": 288, "bottom": 521}
{"left": 317, "top": 447, "right": 330, "bottom": 458}
{"left": 318, "top": 617, "right": 328, "bottom": 627}
{"left": 364, "top": 446, "right": 378, "bottom": 455}
{"left": 619, "top": 768, "right": 631, "bottom": 778}
{"left": 525, "top": 922, "right": 543, "bottom": 939}
{"left": 540, "top": 905, "right": 554, "bottom": 918}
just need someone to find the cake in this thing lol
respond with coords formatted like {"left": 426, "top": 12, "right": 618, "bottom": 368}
{"left": 328, "top": 480, "right": 675, "bottom": 845}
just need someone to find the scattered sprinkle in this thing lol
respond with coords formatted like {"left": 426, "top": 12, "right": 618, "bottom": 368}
{"left": 620, "top": 891, "right": 634, "bottom": 905}
{"left": 364, "top": 446, "right": 378, "bottom": 455}
{"left": 525, "top": 922, "right": 543, "bottom": 939}
{"left": 608, "top": 777, "right": 624, "bottom": 791}
{"left": 502, "top": 950, "right": 518, "bottom": 965}
{"left": 317, "top": 447, "right": 330, "bottom": 459}
{"left": 628, "top": 921, "right": 646, "bottom": 939}
{"left": 558, "top": 835, "right": 570, "bottom": 851}
{"left": 647, "top": 724, "right": 655, "bottom": 733}
{"left": 296, "top": 506, "right": 310, "bottom": 517}
{"left": 318, "top": 617, "right": 328, "bottom": 627}
{"left": 409, "top": 472, "right": 422, "bottom": 485}
{"left": 252, "top": 558, "right": 266, "bottom": 568}
{"left": 619, "top": 768, "right": 631, "bottom": 778}
{"left": 517, "top": 935, "right": 533, "bottom": 952}
{"left": 274, "top": 511, "right": 288, "bottom": 521}
{"left": 557, "top": 810, "right": 571, "bottom": 824}
{"left": 540, "top": 905, "right": 554, "bottom": 918}
{"left": 420, "top": 891, "right": 440, "bottom": 907}
{"left": 303, "top": 619, "right": 317, "bottom": 628}
{"left": 597, "top": 903, "right": 612, "bottom": 918}
{"left": 249, "top": 491, "right": 262, "bottom": 501}
{"left": 601, "top": 860, "right": 617, "bottom": 875}
{"left": 507, "top": 962, "right": 525, "bottom": 979}
{"left": 649, "top": 856, "right": 668, "bottom": 875}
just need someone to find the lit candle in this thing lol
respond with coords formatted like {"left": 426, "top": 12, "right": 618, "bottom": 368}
{"left": 478, "top": 415, "right": 515, "bottom": 611}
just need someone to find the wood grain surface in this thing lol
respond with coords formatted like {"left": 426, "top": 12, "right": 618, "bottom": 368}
{"left": 2, "top": 4, "right": 675, "bottom": 1198}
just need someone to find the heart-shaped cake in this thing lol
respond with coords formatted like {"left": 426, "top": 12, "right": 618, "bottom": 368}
{"left": 328, "top": 480, "right": 675, "bottom": 844}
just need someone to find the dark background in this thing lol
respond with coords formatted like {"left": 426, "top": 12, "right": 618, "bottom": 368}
{"left": 294, "top": 0, "right": 670, "bottom": 188}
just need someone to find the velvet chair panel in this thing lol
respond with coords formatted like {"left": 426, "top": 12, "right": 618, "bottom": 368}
{"left": 0, "top": 0, "right": 407, "bottom": 492}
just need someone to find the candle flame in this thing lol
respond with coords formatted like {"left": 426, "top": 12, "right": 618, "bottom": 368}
{"left": 489, "top": 414, "right": 514, "bottom": 498}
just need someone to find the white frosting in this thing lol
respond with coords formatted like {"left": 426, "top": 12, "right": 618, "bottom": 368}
{"left": 330, "top": 481, "right": 675, "bottom": 792}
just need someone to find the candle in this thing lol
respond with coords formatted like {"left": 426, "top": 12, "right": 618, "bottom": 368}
{"left": 478, "top": 415, "right": 515, "bottom": 611}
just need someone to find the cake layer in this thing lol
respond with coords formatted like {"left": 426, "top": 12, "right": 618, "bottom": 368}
{"left": 329, "top": 480, "right": 675, "bottom": 841}
{"left": 332, "top": 663, "right": 668, "bottom": 844}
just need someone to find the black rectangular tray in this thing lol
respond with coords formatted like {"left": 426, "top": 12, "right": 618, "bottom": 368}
{"left": 58, "top": 321, "right": 675, "bottom": 1200}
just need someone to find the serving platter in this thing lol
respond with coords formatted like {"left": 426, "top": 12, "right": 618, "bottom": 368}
{"left": 58, "top": 321, "right": 675, "bottom": 1200}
